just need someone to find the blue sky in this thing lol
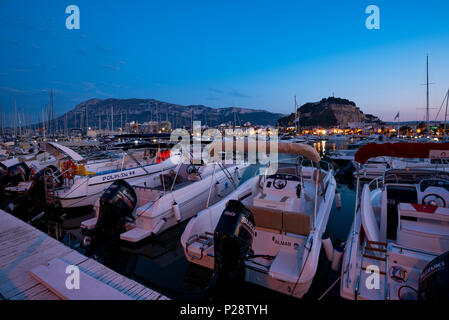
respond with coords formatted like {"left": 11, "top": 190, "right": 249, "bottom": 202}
{"left": 1, "top": 0, "right": 449, "bottom": 124}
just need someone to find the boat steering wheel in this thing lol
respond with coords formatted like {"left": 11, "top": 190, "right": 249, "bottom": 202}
{"left": 422, "top": 194, "right": 446, "bottom": 208}
{"left": 186, "top": 164, "right": 199, "bottom": 175}
{"left": 273, "top": 177, "right": 287, "bottom": 190}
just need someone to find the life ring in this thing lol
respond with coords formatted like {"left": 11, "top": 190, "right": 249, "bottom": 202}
{"left": 62, "top": 161, "right": 77, "bottom": 179}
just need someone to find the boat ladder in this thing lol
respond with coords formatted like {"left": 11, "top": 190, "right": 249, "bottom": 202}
{"left": 355, "top": 239, "right": 390, "bottom": 300}
{"left": 43, "top": 168, "right": 56, "bottom": 206}
{"left": 185, "top": 232, "right": 214, "bottom": 260}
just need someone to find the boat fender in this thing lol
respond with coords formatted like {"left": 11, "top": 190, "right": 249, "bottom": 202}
{"left": 152, "top": 218, "right": 167, "bottom": 235}
{"left": 331, "top": 243, "right": 344, "bottom": 271}
{"left": 322, "top": 234, "right": 334, "bottom": 262}
{"left": 335, "top": 191, "right": 342, "bottom": 209}
{"left": 173, "top": 202, "right": 182, "bottom": 222}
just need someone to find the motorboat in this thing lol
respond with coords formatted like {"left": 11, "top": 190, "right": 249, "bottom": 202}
{"left": 328, "top": 149, "right": 358, "bottom": 167}
{"left": 341, "top": 142, "right": 449, "bottom": 300}
{"left": 42, "top": 142, "right": 176, "bottom": 208}
{"left": 180, "top": 141, "right": 337, "bottom": 299}
{"left": 354, "top": 156, "right": 391, "bottom": 180}
{"left": 81, "top": 154, "right": 249, "bottom": 243}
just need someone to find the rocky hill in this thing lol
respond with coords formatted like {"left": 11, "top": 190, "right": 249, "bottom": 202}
{"left": 279, "top": 97, "right": 380, "bottom": 128}
{"left": 52, "top": 98, "right": 285, "bottom": 130}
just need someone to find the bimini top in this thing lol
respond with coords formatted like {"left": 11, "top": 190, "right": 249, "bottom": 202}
{"left": 208, "top": 140, "right": 321, "bottom": 163}
{"left": 354, "top": 142, "right": 449, "bottom": 165}
{"left": 42, "top": 142, "right": 84, "bottom": 162}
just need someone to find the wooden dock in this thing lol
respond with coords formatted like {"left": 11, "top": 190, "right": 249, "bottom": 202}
{"left": 0, "top": 209, "right": 169, "bottom": 300}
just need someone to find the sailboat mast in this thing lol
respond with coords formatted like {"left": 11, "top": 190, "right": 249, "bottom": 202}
{"left": 444, "top": 89, "right": 449, "bottom": 136}
{"left": 426, "top": 55, "right": 430, "bottom": 136}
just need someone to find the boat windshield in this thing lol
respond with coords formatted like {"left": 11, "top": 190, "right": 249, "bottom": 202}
{"left": 383, "top": 168, "right": 449, "bottom": 184}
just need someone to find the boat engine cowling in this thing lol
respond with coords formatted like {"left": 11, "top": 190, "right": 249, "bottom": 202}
{"left": 94, "top": 180, "right": 137, "bottom": 245}
{"left": 207, "top": 200, "right": 255, "bottom": 296}
{"left": 0, "top": 162, "right": 30, "bottom": 189}
{"left": 418, "top": 251, "right": 449, "bottom": 300}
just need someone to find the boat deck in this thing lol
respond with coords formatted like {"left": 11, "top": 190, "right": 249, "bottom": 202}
{"left": 0, "top": 209, "right": 169, "bottom": 300}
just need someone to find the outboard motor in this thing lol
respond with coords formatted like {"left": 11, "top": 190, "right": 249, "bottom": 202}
{"left": 206, "top": 200, "right": 255, "bottom": 298}
{"left": 0, "top": 162, "right": 30, "bottom": 189}
{"left": 92, "top": 180, "right": 137, "bottom": 248}
{"left": 418, "top": 251, "right": 449, "bottom": 300}
{"left": 6, "top": 165, "right": 63, "bottom": 222}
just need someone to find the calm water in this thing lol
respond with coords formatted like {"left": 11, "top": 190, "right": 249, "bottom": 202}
{"left": 57, "top": 140, "right": 358, "bottom": 301}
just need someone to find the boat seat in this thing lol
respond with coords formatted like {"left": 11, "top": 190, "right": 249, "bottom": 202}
{"left": 283, "top": 211, "right": 311, "bottom": 236}
{"left": 246, "top": 205, "right": 283, "bottom": 233}
{"left": 386, "top": 185, "right": 418, "bottom": 240}
{"left": 135, "top": 188, "right": 160, "bottom": 206}
{"left": 246, "top": 205, "right": 311, "bottom": 236}
{"left": 268, "top": 250, "right": 301, "bottom": 283}
{"left": 188, "top": 173, "right": 201, "bottom": 181}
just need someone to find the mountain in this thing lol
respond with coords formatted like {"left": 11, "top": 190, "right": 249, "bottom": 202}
{"left": 52, "top": 98, "right": 285, "bottom": 130}
{"left": 277, "top": 97, "right": 381, "bottom": 128}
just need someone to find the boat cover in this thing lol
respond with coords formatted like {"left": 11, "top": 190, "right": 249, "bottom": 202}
{"left": 354, "top": 142, "right": 449, "bottom": 165}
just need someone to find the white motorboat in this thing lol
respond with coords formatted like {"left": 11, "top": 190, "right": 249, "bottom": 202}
{"left": 341, "top": 142, "right": 449, "bottom": 300}
{"left": 0, "top": 147, "right": 56, "bottom": 191}
{"left": 328, "top": 149, "right": 358, "bottom": 167}
{"left": 81, "top": 156, "right": 249, "bottom": 242}
{"left": 180, "top": 142, "right": 337, "bottom": 299}
{"left": 354, "top": 156, "right": 391, "bottom": 180}
{"left": 42, "top": 142, "right": 176, "bottom": 208}
{"left": 327, "top": 134, "right": 349, "bottom": 141}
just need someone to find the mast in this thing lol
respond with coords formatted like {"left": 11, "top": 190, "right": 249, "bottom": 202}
{"left": 111, "top": 105, "right": 114, "bottom": 132}
{"left": 1, "top": 104, "right": 3, "bottom": 137}
{"left": 426, "top": 55, "right": 430, "bottom": 136}
{"left": 294, "top": 95, "right": 297, "bottom": 134}
{"left": 445, "top": 89, "right": 449, "bottom": 136}
{"left": 14, "top": 99, "right": 17, "bottom": 137}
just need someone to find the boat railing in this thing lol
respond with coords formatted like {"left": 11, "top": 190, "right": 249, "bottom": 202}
{"left": 366, "top": 175, "right": 384, "bottom": 191}
{"left": 388, "top": 243, "right": 440, "bottom": 257}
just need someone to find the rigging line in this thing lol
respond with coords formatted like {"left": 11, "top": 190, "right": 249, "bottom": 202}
{"left": 433, "top": 90, "right": 449, "bottom": 121}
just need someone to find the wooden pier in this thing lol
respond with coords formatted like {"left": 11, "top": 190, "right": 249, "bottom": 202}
{"left": 0, "top": 210, "right": 169, "bottom": 300}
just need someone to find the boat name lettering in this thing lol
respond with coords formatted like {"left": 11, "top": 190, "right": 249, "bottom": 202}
{"left": 102, "top": 170, "right": 136, "bottom": 182}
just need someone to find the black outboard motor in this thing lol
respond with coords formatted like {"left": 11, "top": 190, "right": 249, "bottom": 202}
{"left": 418, "top": 251, "right": 449, "bottom": 300}
{"left": 91, "top": 180, "right": 137, "bottom": 249}
{"left": 206, "top": 200, "right": 255, "bottom": 298}
{"left": 6, "top": 165, "right": 63, "bottom": 222}
{"left": 0, "top": 162, "right": 30, "bottom": 190}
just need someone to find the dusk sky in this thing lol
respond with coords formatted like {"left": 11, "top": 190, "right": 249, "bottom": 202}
{"left": 1, "top": 0, "right": 449, "bottom": 124}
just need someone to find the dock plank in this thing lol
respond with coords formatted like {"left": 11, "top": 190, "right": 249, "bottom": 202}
{"left": 0, "top": 210, "right": 169, "bottom": 300}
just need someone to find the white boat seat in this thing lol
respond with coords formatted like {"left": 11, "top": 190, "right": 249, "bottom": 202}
{"left": 185, "top": 233, "right": 214, "bottom": 259}
{"left": 188, "top": 173, "right": 200, "bottom": 181}
{"left": 135, "top": 188, "right": 160, "bottom": 206}
{"left": 399, "top": 220, "right": 449, "bottom": 238}
{"left": 120, "top": 227, "right": 153, "bottom": 242}
{"left": 81, "top": 217, "right": 98, "bottom": 230}
{"left": 268, "top": 250, "right": 301, "bottom": 283}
